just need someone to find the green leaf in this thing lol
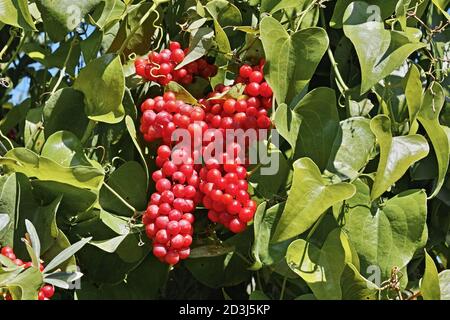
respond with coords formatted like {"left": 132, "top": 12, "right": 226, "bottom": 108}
{"left": 270, "top": 0, "right": 311, "bottom": 14}
{"left": 189, "top": 244, "right": 235, "bottom": 258}
{"left": 31, "top": 180, "right": 97, "bottom": 214}
{"left": 272, "top": 158, "right": 356, "bottom": 242}
{"left": 340, "top": 263, "right": 379, "bottom": 300}
{"left": 43, "top": 88, "right": 89, "bottom": 140}
{"left": 251, "top": 202, "right": 291, "bottom": 269}
{"left": 0, "top": 148, "right": 104, "bottom": 190}
{"left": 205, "top": 0, "right": 242, "bottom": 26}
{"left": 247, "top": 141, "right": 290, "bottom": 199}
{"left": 403, "top": 64, "right": 423, "bottom": 129}
{"left": 74, "top": 53, "right": 125, "bottom": 124}
{"left": 286, "top": 228, "right": 352, "bottom": 299}
{"left": 0, "top": 0, "right": 37, "bottom": 30}
{"left": 80, "top": 28, "right": 103, "bottom": 64}
{"left": 331, "top": 0, "right": 398, "bottom": 29}
{"left": 327, "top": 117, "right": 376, "bottom": 180}
{"left": 342, "top": 179, "right": 428, "bottom": 281}
{"left": 211, "top": 19, "right": 231, "bottom": 88}
{"left": 36, "top": 0, "right": 102, "bottom": 41}
{"left": 260, "top": 16, "right": 328, "bottom": 105}
{"left": 370, "top": 115, "right": 429, "bottom": 199}
{"left": 7, "top": 267, "right": 43, "bottom": 300}
{"left": 176, "top": 26, "right": 214, "bottom": 70}
{"left": 43, "top": 237, "right": 92, "bottom": 273}
{"left": 0, "top": 214, "right": 9, "bottom": 233}
{"left": 431, "top": 0, "right": 450, "bottom": 19}
{"left": 99, "top": 161, "right": 147, "bottom": 216}
{"left": 24, "top": 219, "right": 41, "bottom": 262}
{"left": 249, "top": 290, "right": 270, "bottom": 300}
{"left": 438, "top": 270, "right": 450, "bottom": 300}
{"left": 90, "top": 0, "right": 124, "bottom": 30}
{"left": 274, "top": 88, "right": 340, "bottom": 170}
{"left": 89, "top": 234, "right": 128, "bottom": 253}
{"left": 165, "top": 82, "right": 199, "bottom": 106}
{"left": 343, "top": 1, "right": 426, "bottom": 94}
{"left": 24, "top": 107, "right": 45, "bottom": 154}
{"left": 421, "top": 251, "right": 441, "bottom": 300}
{"left": 417, "top": 83, "right": 449, "bottom": 198}
{"left": 107, "top": 3, "right": 161, "bottom": 56}
{"left": 125, "top": 116, "right": 149, "bottom": 187}
{"left": 0, "top": 99, "right": 30, "bottom": 133}
{"left": 44, "top": 271, "right": 83, "bottom": 289}
{"left": 41, "top": 131, "right": 93, "bottom": 167}
{"left": 75, "top": 254, "right": 168, "bottom": 300}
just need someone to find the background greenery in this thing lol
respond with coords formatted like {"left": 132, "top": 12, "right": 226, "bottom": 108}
{"left": 0, "top": 0, "right": 449, "bottom": 300}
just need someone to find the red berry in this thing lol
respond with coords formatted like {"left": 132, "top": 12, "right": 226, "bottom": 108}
{"left": 249, "top": 71, "right": 263, "bottom": 83}
{"left": 246, "top": 82, "right": 260, "bottom": 96}
{"left": 229, "top": 218, "right": 246, "bottom": 233}
{"left": 41, "top": 285, "right": 55, "bottom": 299}
{"left": 171, "top": 49, "right": 185, "bottom": 64}
{"left": 239, "top": 65, "right": 253, "bottom": 78}
{"left": 165, "top": 251, "right": 180, "bottom": 265}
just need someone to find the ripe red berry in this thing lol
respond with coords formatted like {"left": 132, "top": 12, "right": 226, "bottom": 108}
{"left": 239, "top": 65, "right": 253, "bottom": 78}
{"left": 246, "top": 82, "right": 260, "bottom": 96}
{"left": 249, "top": 71, "right": 263, "bottom": 83}
{"left": 41, "top": 285, "right": 55, "bottom": 299}
{"left": 171, "top": 49, "right": 185, "bottom": 63}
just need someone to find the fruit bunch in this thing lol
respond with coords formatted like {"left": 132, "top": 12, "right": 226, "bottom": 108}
{"left": 136, "top": 43, "right": 273, "bottom": 265}
{"left": 134, "top": 41, "right": 218, "bottom": 86}
{"left": 1, "top": 246, "right": 55, "bottom": 300}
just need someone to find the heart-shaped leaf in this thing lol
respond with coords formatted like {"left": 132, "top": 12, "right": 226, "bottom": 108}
{"left": 421, "top": 250, "right": 441, "bottom": 300}
{"left": 343, "top": 1, "right": 426, "bottom": 94}
{"left": 370, "top": 115, "right": 429, "bottom": 200}
{"left": 327, "top": 117, "right": 376, "bottom": 180}
{"left": 342, "top": 179, "right": 427, "bottom": 281}
{"left": 417, "top": 83, "right": 449, "bottom": 198}
{"left": 74, "top": 53, "right": 125, "bottom": 124}
{"left": 272, "top": 158, "right": 356, "bottom": 242}
{"left": 274, "top": 88, "right": 340, "bottom": 170}
{"left": 260, "top": 16, "right": 328, "bottom": 105}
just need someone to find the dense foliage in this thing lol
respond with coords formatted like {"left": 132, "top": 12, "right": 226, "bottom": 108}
{"left": 0, "top": 0, "right": 449, "bottom": 300}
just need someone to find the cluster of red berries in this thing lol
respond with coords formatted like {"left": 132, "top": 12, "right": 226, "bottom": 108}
{"left": 135, "top": 41, "right": 218, "bottom": 86}
{"left": 136, "top": 48, "right": 273, "bottom": 264}
{"left": 1, "top": 246, "right": 55, "bottom": 300}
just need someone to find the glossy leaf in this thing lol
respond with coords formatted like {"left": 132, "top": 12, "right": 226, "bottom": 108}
{"left": 370, "top": 115, "right": 429, "bottom": 199}
{"left": 343, "top": 179, "right": 427, "bottom": 281}
{"left": 438, "top": 270, "right": 450, "bottom": 300}
{"left": 272, "top": 158, "right": 356, "bottom": 242}
{"left": 343, "top": 1, "right": 426, "bottom": 94}
{"left": 421, "top": 250, "right": 441, "bottom": 300}
{"left": 274, "top": 88, "right": 340, "bottom": 170}
{"left": 74, "top": 53, "right": 125, "bottom": 124}
{"left": 0, "top": 148, "right": 104, "bottom": 190}
{"left": 260, "top": 16, "right": 328, "bottom": 105}
{"left": 331, "top": 0, "right": 398, "bottom": 28}
{"left": 205, "top": 0, "right": 242, "bottom": 26}
{"left": 417, "top": 83, "right": 449, "bottom": 198}
{"left": 327, "top": 117, "right": 376, "bottom": 180}
{"left": 36, "top": 0, "right": 102, "bottom": 41}
{"left": 43, "top": 88, "right": 89, "bottom": 140}
{"left": 0, "top": 0, "right": 36, "bottom": 30}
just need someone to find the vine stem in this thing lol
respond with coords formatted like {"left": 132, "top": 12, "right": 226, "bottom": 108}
{"left": 117, "top": 2, "right": 159, "bottom": 56}
{"left": 80, "top": 119, "right": 97, "bottom": 145}
{"left": 0, "top": 29, "right": 18, "bottom": 61}
{"left": 50, "top": 36, "right": 78, "bottom": 95}
{"left": 102, "top": 182, "right": 137, "bottom": 214}
{"left": 279, "top": 276, "right": 288, "bottom": 300}
{"left": 319, "top": 10, "right": 350, "bottom": 95}
{"left": 1, "top": 31, "right": 26, "bottom": 75}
